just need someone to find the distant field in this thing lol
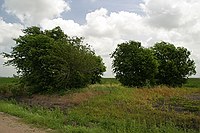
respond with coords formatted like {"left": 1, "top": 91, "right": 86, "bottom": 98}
{"left": 0, "top": 77, "right": 200, "bottom": 87}
{"left": 0, "top": 77, "right": 20, "bottom": 96}
{"left": 101, "top": 78, "right": 200, "bottom": 88}
{"left": 0, "top": 77, "right": 18, "bottom": 85}
{"left": 183, "top": 78, "right": 200, "bottom": 88}
{"left": 100, "top": 78, "right": 120, "bottom": 84}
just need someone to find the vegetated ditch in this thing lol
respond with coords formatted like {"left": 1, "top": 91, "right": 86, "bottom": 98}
{"left": 0, "top": 90, "right": 108, "bottom": 110}
{"left": 153, "top": 92, "right": 200, "bottom": 113}
{"left": 153, "top": 91, "right": 200, "bottom": 130}
{"left": 1, "top": 87, "right": 200, "bottom": 131}
{"left": 1, "top": 88, "right": 199, "bottom": 113}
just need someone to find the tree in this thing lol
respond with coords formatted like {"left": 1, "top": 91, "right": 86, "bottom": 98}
{"left": 151, "top": 41, "right": 196, "bottom": 87}
{"left": 111, "top": 41, "right": 158, "bottom": 87}
{"left": 2, "top": 26, "right": 106, "bottom": 93}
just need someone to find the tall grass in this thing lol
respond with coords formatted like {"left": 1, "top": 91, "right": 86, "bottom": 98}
{"left": 0, "top": 100, "right": 105, "bottom": 132}
{"left": 0, "top": 77, "right": 23, "bottom": 96}
{"left": 0, "top": 78, "right": 200, "bottom": 132}
{"left": 1, "top": 99, "right": 197, "bottom": 133}
{"left": 66, "top": 85, "right": 200, "bottom": 132}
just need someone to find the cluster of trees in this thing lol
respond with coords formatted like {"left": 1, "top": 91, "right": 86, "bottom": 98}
{"left": 3, "top": 26, "right": 106, "bottom": 93}
{"left": 111, "top": 41, "right": 196, "bottom": 87}
{"left": 2, "top": 26, "right": 196, "bottom": 93}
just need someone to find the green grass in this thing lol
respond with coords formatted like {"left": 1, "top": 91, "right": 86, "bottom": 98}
{"left": 1, "top": 99, "right": 194, "bottom": 133}
{"left": 183, "top": 78, "right": 200, "bottom": 88}
{"left": 100, "top": 78, "right": 120, "bottom": 84}
{"left": 101, "top": 78, "right": 200, "bottom": 88}
{"left": 0, "top": 78, "right": 200, "bottom": 132}
{"left": 0, "top": 100, "right": 66, "bottom": 129}
{"left": 65, "top": 85, "right": 200, "bottom": 132}
{"left": 1, "top": 77, "right": 200, "bottom": 88}
{"left": 0, "top": 77, "right": 18, "bottom": 84}
{"left": 0, "top": 77, "right": 27, "bottom": 96}
{"left": 0, "top": 100, "right": 104, "bottom": 133}
{"left": 1, "top": 85, "right": 200, "bottom": 132}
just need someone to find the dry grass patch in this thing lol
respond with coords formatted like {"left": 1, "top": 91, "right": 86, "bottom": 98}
{"left": 11, "top": 87, "right": 108, "bottom": 110}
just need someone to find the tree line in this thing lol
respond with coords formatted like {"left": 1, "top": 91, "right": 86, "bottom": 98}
{"left": 111, "top": 41, "right": 196, "bottom": 87}
{"left": 2, "top": 26, "right": 196, "bottom": 93}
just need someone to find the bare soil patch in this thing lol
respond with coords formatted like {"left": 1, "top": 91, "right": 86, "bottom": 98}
{"left": 0, "top": 112, "right": 49, "bottom": 133}
{"left": 186, "top": 92, "right": 200, "bottom": 101}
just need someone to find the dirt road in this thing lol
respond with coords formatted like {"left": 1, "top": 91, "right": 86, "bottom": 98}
{"left": 0, "top": 112, "right": 48, "bottom": 133}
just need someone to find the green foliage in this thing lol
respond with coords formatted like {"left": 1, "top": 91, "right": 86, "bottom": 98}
{"left": 111, "top": 41, "right": 158, "bottom": 87}
{"left": 2, "top": 26, "right": 106, "bottom": 93}
{"left": 111, "top": 40, "right": 196, "bottom": 87}
{"left": 152, "top": 41, "right": 196, "bottom": 87}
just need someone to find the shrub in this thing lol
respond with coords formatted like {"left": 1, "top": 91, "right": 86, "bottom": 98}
{"left": 151, "top": 41, "right": 196, "bottom": 87}
{"left": 111, "top": 41, "right": 158, "bottom": 87}
{"left": 2, "top": 26, "right": 106, "bottom": 93}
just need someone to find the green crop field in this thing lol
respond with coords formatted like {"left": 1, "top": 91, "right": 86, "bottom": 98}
{"left": 0, "top": 77, "right": 18, "bottom": 84}
{"left": 1, "top": 77, "right": 199, "bottom": 87}
{"left": 0, "top": 77, "right": 200, "bottom": 133}
{"left": 183, "top": 78, "right": 200, "bottom": 88}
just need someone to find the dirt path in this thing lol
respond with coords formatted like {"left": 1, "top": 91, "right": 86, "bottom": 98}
{"left": 0, "top": 112, "right": 49, "bottom": 133}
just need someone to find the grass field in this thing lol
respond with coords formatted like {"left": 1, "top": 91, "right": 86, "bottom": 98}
{"left": 0, "top": 78, "right": 200, "bottom": 132}
{"left": 183, "top": 78, "right": 200, "bottom": 88}
{"left": 0, "top": 77, "right": 18, "bottom": 84}
{"left": 1, "top": 77, "right": 199, "bottom": 87}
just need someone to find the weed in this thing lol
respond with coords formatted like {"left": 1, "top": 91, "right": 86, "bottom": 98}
{"left": 0, "top": 78, "right": 200, "bottom": 132}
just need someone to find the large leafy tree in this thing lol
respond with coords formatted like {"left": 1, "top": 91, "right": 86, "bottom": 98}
{"left": 111, "top": 41, "right": 158, "bottom": 87}
{"left": 3, "top": 26, "right": 106, "bottom": 93}
{"left": 151, "top": 41, "right": 196, "bottom": 87}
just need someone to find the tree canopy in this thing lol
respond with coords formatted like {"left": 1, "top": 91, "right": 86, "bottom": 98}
{"left": 111, "top": 41, "right": 196, "bottom": 87}
{"left": 151, "top": 41, "right": 196, "bottom": 87}
{"left": 3, "top": 26, "right": 106, "bottom": 93}
{"left": 111, "top": 41, "right": 159, "bottom": 87}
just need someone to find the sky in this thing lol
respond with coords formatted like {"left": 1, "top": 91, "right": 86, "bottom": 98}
{"left": 0, "top": 0, "right": 200, "bottom": 78}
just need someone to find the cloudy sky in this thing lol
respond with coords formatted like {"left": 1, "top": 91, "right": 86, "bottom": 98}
{"left": 0, "top": 0, "right": 200, "bottom": 78}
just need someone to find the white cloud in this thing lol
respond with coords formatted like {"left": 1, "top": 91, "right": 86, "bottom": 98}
{"left": 90, "top": 0, "right": 97, "bottom": 2}
{"left": 141, "top": 0, "right": 200, "bottom": 77}
{"left": 0, "top": 57, "right": 17, "bottom": 77}
{"left": 84, "top": 8, "right": 117, "bottom": 38}
{"left": 38, "top": 3, "right": 200, "bottom": 77}
{"left": 141, "top": 0, "right": 200, "bottom": 30}
{"left": 0, "top": 19, "right": 23, "bottom": 52}
{"left": 1, "top": 0, "right": 200, "bottom": 77}
{"left": 40, "top": 18, "right": 83, "bottom": 37}
{"left": 0, "top": 19, "right": 23, "bottom": 77}
{"left": 3, "top": 0, "right": 70, "bottom": 25}
{"left": 141, "top": 0, "right": 182, "bottom": 29}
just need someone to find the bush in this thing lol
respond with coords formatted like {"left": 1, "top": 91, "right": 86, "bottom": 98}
{"left": 111, "top": 41, "right": 158, "bottom": 87}
{"left": 2, "top": 26, "right": 106, "bottom": 93}
{"left": 111, "top": 41, "right": 196, "bottom": 87}
{"left": 151, "top": 41, "right": 196, "bottom": 87}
